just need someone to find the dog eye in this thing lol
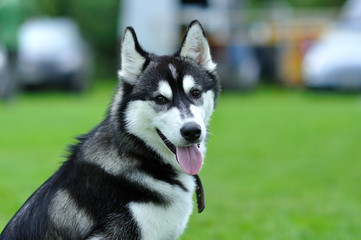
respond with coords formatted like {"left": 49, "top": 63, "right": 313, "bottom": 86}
{"left": 154, "top": 95, "right": 168, "bottom": 104}
{"left": 191, "top": 89, "right": 202, "bottom": 99}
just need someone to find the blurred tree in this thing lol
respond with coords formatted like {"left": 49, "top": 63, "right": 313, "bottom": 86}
{"left": 37, "top": 0, "right": 68, "bottom": 16}
{"left": 69, "top": 0, "right": 120, "bottom": 77}
{"left": 0, "top": 0, "right": 22, "bottom": 52}
{"left": 0, "top": 0, "right": 37, "bottom": 52}
{"left": 290, "top": 0, "right": 346, "bottom": 7}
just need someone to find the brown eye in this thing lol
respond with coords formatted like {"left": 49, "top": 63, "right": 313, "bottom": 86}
{"left": 191, "top": 89, "right": 202, "bottom": 99}
{"left": 154, "top": 95, "right": 167, "bottom": 104}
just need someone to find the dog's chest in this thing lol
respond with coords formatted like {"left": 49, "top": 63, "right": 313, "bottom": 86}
{"left": 129, "top": 175, "right": 195, "bottom": 240}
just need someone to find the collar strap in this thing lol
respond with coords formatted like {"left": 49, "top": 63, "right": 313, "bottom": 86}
{"left": 193, "top": 174, "right": 205, "bottom": 213}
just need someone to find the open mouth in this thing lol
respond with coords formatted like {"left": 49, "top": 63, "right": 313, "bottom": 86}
{"left": 156, "top": 129, "right": 203, "bottom": 175}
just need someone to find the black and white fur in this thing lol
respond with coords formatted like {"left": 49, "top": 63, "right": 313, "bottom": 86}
{"left": 0, "top": 20, "right": 220, "bottom": 240}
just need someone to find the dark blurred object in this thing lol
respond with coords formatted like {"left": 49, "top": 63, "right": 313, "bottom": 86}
{"left": 254, "top": 46, "right": 277, "bottom": 83}
{"left": 0, "top": 44, "right": 16, "bottom": 100}
{"left": 16, "top": 18, "right": 92, "bottom": 92}
{"left": 0, "top": 45, "right": 10, "bottom": 99}
{"left": 214, "top": 44, "right": 259, "bottom": 90}
{"left": 181, "top": 0, "right": 208, "bottom": 7}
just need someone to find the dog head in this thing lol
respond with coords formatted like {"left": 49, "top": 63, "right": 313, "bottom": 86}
{"left": 114, "top": 20, "right": 220, "bottom": 175}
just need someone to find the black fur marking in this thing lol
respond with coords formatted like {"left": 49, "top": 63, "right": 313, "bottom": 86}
{"left": 157, "top": 129, "right": 176, "bottom": 154}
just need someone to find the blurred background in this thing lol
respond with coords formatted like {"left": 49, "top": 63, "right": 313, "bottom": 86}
{"left": 1, "top": 0, "right": 361, "bottom": 239}
{"left": 1, "top": 0, "right": 361, "bottom": 95}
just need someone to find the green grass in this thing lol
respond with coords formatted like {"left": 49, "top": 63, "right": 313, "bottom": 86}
{"left": 1, "top": 82, "right": 361, "bottom": 239}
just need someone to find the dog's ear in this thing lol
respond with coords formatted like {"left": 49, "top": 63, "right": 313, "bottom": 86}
{"left": 178, "top": 20, "right": 216, "bottom": 72}
{"left": 118, "top": 27, "right": 147, "bottom": 84}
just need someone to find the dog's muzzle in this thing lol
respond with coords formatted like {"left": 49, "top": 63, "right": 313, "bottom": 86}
{"left": 156, "top": 127, "right": 203, "bottom": 175}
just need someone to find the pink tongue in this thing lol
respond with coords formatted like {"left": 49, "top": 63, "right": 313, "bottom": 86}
{"left": 176, "top": 145, "right": 203, "bottom": 175}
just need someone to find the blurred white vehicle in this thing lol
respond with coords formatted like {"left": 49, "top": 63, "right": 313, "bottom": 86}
{"left": 303, "top": 27, "right": 361, "bottom": 90}
{"left": 303, "top": 0, "right": 361, "bottom": 90}
{"left": 17, "top": 18, "right": 92, "bottom": 92}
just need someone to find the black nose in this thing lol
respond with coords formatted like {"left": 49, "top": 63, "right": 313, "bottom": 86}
{"left": 180, "top": 122, "right": 202, "bottom": 142}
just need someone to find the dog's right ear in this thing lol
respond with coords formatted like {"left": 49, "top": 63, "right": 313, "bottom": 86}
{"left": 118, "top": 27, "right": 147, "bottom": 84}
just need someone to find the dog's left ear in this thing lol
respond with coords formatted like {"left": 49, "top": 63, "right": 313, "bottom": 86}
{"left": 178, "top": 20, "right": 216, "bottom": 72}
{"left": 118, "top": 27, "right": 148, "bottom": 84}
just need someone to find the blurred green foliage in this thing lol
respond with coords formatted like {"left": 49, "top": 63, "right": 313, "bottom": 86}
{"left": 0, "top": 0, "right": 36, "bottom": 51}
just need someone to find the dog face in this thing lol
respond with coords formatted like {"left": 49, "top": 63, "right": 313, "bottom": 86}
{"left": 116, "top": 21, "right": 219, "bottom": 175}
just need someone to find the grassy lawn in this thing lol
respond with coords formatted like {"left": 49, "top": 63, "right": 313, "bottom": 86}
{"left": 1, "top": 81, "right": 361, "bottom": 239}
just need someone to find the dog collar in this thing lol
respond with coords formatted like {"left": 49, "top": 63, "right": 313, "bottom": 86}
{"left": 194, "top": 174, "right": 205, "bottom": 213}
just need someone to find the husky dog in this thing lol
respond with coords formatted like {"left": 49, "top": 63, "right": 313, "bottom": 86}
{"left": 0, "top": 20, "right": 220, "bottom": 240}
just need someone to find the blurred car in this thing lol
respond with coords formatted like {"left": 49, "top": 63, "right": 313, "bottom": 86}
{"left": 17, "top": 18, "right": 92, "bottom": 92}
{"left": 302, "top": 25, "right": 361, "bottom": 90}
